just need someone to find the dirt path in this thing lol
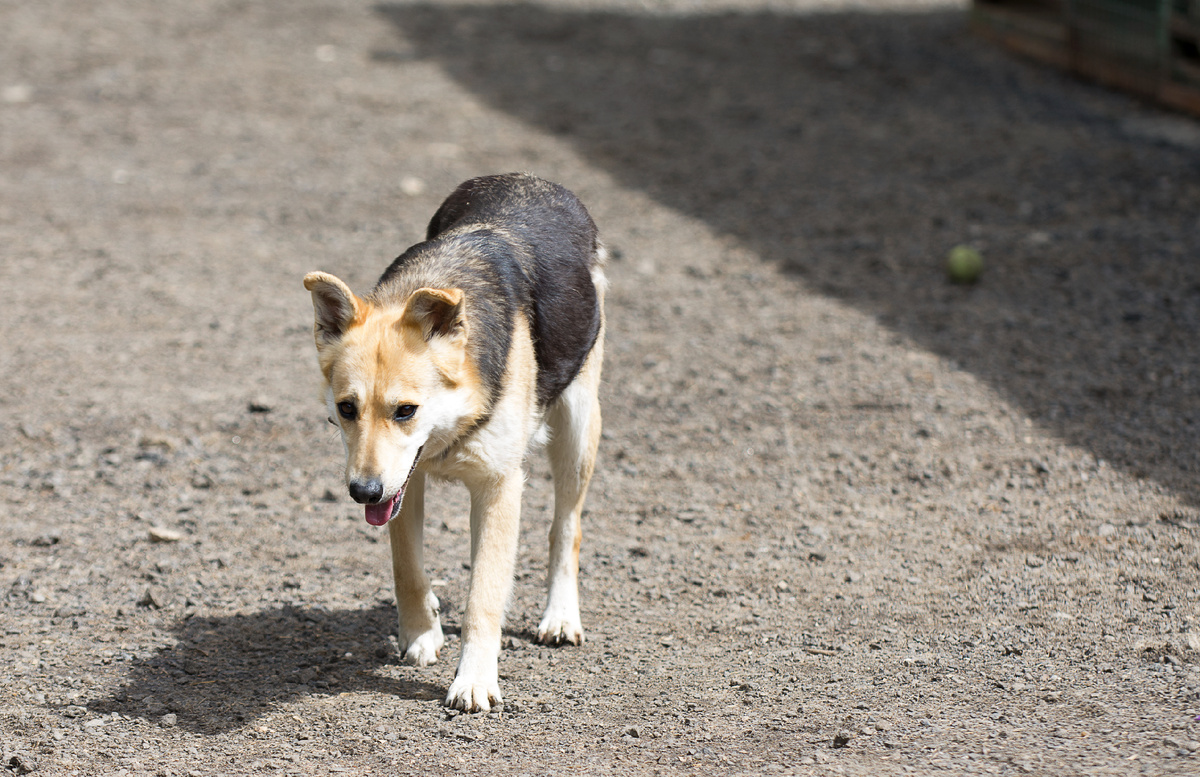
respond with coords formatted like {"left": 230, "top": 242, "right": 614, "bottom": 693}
{"left": 3, "top": 1, "right": 1200, "bottom": 775}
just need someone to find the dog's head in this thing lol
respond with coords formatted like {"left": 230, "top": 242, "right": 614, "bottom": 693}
{"left": 303, "top": 272, "right": 484, "bottom": 525}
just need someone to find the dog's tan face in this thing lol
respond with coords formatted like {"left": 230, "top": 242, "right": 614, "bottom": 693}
{"left": 304, "top": 272, "right": 484, "bottom": 525}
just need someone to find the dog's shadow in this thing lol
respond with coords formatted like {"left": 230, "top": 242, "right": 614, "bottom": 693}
{"left": 89, "top": 605, "right": 447, "bottom": 733}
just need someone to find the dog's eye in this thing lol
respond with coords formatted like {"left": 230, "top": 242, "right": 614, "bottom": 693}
{"left": 394, "top": 404, "right": 418, "bottom": 421}
{"left": 336, "top": 401, "right": 357, "bottom": 420}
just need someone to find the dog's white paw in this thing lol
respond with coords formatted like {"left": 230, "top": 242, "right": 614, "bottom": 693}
{"left": 445, "top": 645, "right": 502, "bottom": 712}
{"left": 401, "top": 628, "right": 444, "bottom": 666}
{"left": 397, "top": 591, "right": 443, "bottom": 665}
{"left": 537, "top": 605, "right": 583, "bottom": 646}
{"left": 444, "top": 674, "right": 502, "bottom": 713}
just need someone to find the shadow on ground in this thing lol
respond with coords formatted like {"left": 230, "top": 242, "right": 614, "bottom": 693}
{"left": 374, "top": 2, "right": 1200, "bottom": 504}
{"left": 90, "top": 605, "right": 443, "bottom": 733}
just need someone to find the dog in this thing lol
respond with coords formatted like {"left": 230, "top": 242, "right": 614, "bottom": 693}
{"left": 303, "top": 173, "right": 606, "bottom": 712}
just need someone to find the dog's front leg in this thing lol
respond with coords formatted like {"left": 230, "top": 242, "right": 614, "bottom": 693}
{"left": 445, "top": 470, "right": 523, "bottom": 713}
{"left": 387, "top": 471, "right": 444, "bottom": 666}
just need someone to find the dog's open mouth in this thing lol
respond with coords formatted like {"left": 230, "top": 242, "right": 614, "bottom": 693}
{"left": 363, "top": 446, "right": 423, "bottom": 527}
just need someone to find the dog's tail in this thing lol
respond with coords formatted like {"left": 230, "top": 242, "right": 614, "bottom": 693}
{"left": 590, "top": 240, "right": 610, "bottom": 296}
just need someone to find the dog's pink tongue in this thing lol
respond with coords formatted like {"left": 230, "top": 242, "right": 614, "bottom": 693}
{"left": 364, "top": 493, "right": 399, "bottom": 527}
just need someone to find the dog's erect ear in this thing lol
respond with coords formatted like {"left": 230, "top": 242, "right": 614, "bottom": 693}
{"left": 401, "top": 287, "right": 465, "bottom": 341}
{"left": 303, "top": 272, "right": 363, "bottom": 345}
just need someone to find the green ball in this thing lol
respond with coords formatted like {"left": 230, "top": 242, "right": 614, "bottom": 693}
{"left": 946, "top": 245, "right": 984, "bottom": 284}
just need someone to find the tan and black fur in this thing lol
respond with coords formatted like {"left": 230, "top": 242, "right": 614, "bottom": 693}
{"left": 303, "top": 173, "right": 605, "bottom": 712}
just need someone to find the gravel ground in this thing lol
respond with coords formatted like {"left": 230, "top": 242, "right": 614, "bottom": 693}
{"left": 3, "top": 1, "right": 1200, "bottom": 775}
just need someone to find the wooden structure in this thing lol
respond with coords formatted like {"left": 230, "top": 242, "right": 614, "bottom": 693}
{"left": 972, "top": 0, "right": 1200, "bottom": 116}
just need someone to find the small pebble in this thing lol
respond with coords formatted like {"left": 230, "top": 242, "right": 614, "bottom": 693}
{"left": 3, "top": 84, "right": 33, "bottom": 103}
{"left": 400, "top": 176, "right": 426, "bottom": 196}
{"left": 148, "top": 526, "right": 185, "bottom": 543}
{"left": 6, "top": 753, "right": 36, "bottom": 776}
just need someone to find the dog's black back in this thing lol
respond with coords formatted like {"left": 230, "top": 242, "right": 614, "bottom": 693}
{"left": 374, "top": 173, "right": 602, "bottom": 410}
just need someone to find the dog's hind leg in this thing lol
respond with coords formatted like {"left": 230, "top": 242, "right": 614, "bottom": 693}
{"left": 387, "top": 471, "right": 444, "bottom": 666}
{"left": 537, "top": 339, "right": 603, "bottom": 646}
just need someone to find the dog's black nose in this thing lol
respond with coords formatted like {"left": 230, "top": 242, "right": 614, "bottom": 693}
{"left": 348, "top": 478, "right": 384, "bottom": 504}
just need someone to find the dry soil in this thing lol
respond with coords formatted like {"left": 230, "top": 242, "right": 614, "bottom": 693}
{"left": 3, "top": 0, "right": 1200, "bottom": 775}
